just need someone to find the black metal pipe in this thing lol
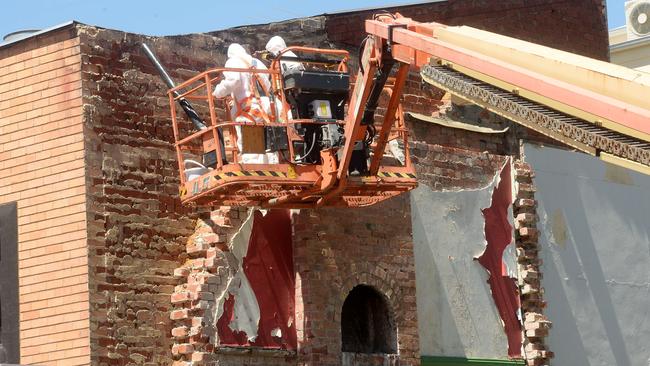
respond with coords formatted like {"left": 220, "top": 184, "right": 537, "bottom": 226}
{"left": 141, "top": 43, "right": 227, "bottom": 166}
{"left": 142, "top": 44, "right": 177, "bottom": 92}
{"left": 141, "top": 43, "right": 207, "bottom": 131}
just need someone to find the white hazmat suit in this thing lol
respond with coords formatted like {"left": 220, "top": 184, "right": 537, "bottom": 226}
{"left": 265, "top": 36, "right": 304, "bottom": 73}
{"left": 213, "top": 44, "right": 278, "bottom": 164}
{"left": 213, "top": 43, "right": 272, "bottom": 120}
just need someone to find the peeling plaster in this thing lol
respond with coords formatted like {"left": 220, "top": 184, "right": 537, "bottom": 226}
{"left": 411, "top": 162, "right": 516, "bottom": 359}
{"left": 476, "top": 159, "right": 522, "bottom": 357}
{"left": 229, "top": 272, "right": 261, "bottom": 341}
{"left": 215, "top": 209, "right": 261, "bottom": 342}
{"left": 214, "top": 209, "right": 296, "bottom": 349}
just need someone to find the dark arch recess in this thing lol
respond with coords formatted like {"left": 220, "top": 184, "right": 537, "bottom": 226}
{"left": 341, "top": 284, "right": 397, "bottom": 354}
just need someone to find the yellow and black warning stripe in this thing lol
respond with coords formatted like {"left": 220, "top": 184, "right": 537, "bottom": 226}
{"left": 213, "top": 170, "right": 289, "bottom": 181}
{"left": 377, "top": 172, "right": 417, "bottom": 179}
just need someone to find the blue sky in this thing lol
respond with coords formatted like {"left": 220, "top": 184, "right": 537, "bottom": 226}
{"left": 0, "top": 0, "right": 628, "bottom": 40}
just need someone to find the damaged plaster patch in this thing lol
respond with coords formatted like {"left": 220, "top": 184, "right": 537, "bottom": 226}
{"left": 215, "top": 209, "right": 261, "bottom": 342}
{"left": 214, "top": 209, "right": 296, "bottom": 349}
{"left": 411, "top": 161, "right": 514, "bottom": 359}
{"left": 229, "top": 272, "right": 260, "bottom": 341}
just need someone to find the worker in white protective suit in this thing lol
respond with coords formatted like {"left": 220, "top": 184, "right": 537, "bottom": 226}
{"left": 213, "top": 43, "right": 278, "bottom": 164}
{"left": 265, "top": 36, "right": 304, "bottom": 73}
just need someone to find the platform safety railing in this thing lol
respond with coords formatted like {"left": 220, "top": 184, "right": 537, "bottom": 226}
{"left": 168, "top": 49, "right": 351, "bottom": 186}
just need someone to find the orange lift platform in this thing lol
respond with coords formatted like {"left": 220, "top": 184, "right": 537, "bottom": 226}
{"left": 159, "top": 46, "right": 416, "bottom": 209}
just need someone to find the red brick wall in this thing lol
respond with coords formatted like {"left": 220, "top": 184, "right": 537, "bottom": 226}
{"left": 76, "top": 17, "right": 337, "bottom": 365}
{"left": 292, "top": 197, "right": 419, "bottom": 365}
{"left": 77, "top": 26, "right": 206, "bottom": 365}
{"left": 0, "top": 27, "right": 90, "bottom": 365}
{"left": 319, "top": 2, "right": 609, "bottom": 364}
{"left": 407, "top": 114, "right": 511, "bottom": 190}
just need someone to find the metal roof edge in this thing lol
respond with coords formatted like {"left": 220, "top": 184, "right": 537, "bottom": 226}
{"left": 609, "top": 34, "right": 650, "bottom": 51}
{"left": 0, "top": 21, "right": 78, "bottom": 51}
{"left": 609, "top": 25, "right": 626, "bottom": 32}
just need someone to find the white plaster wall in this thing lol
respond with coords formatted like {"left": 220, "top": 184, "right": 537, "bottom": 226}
{"left": 525, "top": 143, "right": 650, "bottom": 366}
{"left": 411, "top": 174, "right": 513, "bottom": 359}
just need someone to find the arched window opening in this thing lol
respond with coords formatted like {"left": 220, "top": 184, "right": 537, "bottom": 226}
{"left": 341, "top": 285, "right": 396, "bottom": 354}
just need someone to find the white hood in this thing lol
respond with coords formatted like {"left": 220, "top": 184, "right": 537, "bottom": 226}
{"left": 227, "top": 43, "right": 252, "bottom": 65}
{"left": 265, "top": 36, "right": 287, "bottom": 56}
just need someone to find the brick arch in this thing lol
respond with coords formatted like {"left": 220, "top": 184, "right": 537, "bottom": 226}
{"left": 333, "top": 271, "right": 402, "bottom": 325}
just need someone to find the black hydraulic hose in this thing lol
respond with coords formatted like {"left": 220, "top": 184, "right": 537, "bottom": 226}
{"left": 358, "top": 36, "right": 369, "bottom": 75}
{"left": 361, "top": 60, "right": 395, "bottom": 126}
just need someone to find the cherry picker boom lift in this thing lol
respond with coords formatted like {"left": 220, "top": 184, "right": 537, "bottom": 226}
{"left": 148, "top": 13, "right": 650, "bottom": 209}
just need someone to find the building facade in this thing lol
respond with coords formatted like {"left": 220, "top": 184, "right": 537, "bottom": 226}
{"left": 1, "top": 1, "right": 631, "bottom": 366}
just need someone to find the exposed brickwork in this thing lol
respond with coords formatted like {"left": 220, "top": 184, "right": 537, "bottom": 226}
{"left": 77, "top": 26, "right": 206, "bottom": 365}
{"left": 73, "top": 15, "right": 334, "bottom": 366}
{"left": 171, "top": 211, "right": 234, "bottom": 365}
{"left": 76, "top": 17, "right": 333, "bottom": 366}
{"left": 171, "top": 208, "right": 297, "bottom": 366}
{"left": 172, "top": 201, "right": 418, "bottom": 366}
{"left": 292, "top": 196, "right": 419, "bottom": 366}
{"left": 513, "top": 162, "right": 553, "bottom": 366}
{"left": 0, "top": 26, "right": 90, "bottom": 366}
{"left": 407, "top": 115, "right": 512, "bottom": 191}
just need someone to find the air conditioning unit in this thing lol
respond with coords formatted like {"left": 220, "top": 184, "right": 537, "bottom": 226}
{"left": 626, "top": 0, "right": 650, "bottom": 39}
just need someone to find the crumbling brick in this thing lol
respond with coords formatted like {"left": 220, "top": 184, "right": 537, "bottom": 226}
{"left": 171, "top": 343, "right": 194, "bottom": 355}
{"left": 514, "top": 162, "right": 553, "bottom": 366}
